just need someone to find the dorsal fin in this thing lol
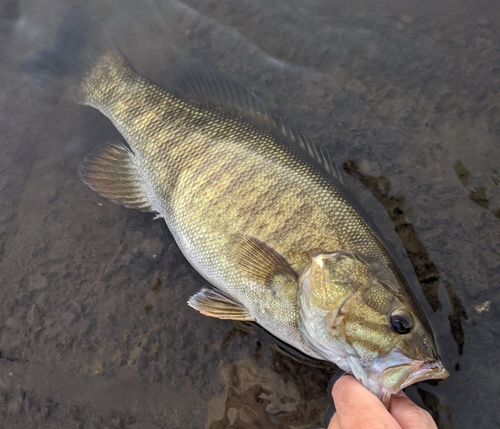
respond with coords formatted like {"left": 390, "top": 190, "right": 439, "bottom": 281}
{"left": 274, "top": 116, "right": 348, "bottom": 188}
{"left": 173, "top": 64, "right": 347, "bottom": 186}
{"left": 173, "top": 65, "right": 272, "bottom": 123}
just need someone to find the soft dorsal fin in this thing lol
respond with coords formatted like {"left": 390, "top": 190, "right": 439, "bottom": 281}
{"left": 173, "top": 64, "right": 347, "bottom": 187}
{"left": 229, "top": 233, "right": 297, "bottom": 287}
{"left": 187, "top": 288, "right": 254, "bottom": 321}
{"left": 78, "top": 140, "right": 155, "bottom": 212}
{"left": 173, "top": 65, "right": 271, "bottom": 123}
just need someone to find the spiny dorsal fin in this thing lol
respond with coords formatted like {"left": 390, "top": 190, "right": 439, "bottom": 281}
{"left": 275, "top": 117, "right": 348, "bottom": 188}
{"left": 78, "top": 140, "right": 155, "bottom": 212}
{"left": 187, "top": 288, "right": 254, "bottom": 321}
{"left": 230, "top": 233, "right": 297, "bottom": 287}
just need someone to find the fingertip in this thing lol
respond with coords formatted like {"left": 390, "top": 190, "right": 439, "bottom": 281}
{"left": 332, "top": 375, "right": 385, "bottom": 411}
{"left": 390, "top": 391, "right": 414, "bottom": 413}
{"left": 394, "top": 389, "right": 407, "bottom": 398}
{"left": 331, "top": 374, "right": 351, "bottom": 393}
{"left": 327, "top": 413, "right": 341, "bottom": 429}
{"left": 391, "top": 394, "right": 437, "bottom": 429}
{"left": 331, "top": 374, "right": 357, "bottom": 397}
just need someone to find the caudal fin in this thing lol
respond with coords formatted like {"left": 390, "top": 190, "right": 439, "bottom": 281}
{"left": 20, "top": 6, "right": 119, "bottom": 103}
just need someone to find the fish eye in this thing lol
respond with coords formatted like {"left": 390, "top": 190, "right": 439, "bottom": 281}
{"left": 390, "top": 310, "right": 413, "bottom": 334}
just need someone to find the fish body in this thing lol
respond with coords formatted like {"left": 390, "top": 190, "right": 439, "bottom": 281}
{"left": 21, "top": 7, "right": 448, "bottom": 405}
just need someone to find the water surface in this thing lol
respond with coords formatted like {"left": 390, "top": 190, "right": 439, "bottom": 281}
{"left": 1, "top": 0, "right": 499, "bottom": 427}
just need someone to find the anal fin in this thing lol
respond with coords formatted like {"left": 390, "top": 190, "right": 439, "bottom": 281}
{"left": 78, "top": 140, "right": 155, "bottom": 212}
{"left": 187, "top": 288, "right": 254, "bottom": 321}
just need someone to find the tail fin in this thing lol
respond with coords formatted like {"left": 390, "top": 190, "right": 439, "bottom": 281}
{"left": 20, "top": 6, "right": 119, "bottom": 103}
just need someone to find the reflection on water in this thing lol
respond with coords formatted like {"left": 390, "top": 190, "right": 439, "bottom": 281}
{"left": 1, "top": 0, "right": 499, "bottom": 428}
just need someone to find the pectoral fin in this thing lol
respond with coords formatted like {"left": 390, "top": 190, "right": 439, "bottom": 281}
{"left": 78, "top": 140, "right": 155, "bottom": 212}
{"left": 229, "top": 233, "right": 297, "bottom": 287}
{"left": 188, "top": 288, "right": 254, "bottom": 321}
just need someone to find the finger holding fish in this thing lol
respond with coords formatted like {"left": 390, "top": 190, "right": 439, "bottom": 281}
{"left": 328, "top": 376, "right": 437, "bottom": 429}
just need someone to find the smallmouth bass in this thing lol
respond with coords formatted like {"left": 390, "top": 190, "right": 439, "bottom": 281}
{"left": 20, "top": 6, "right": 449, "bottom": 406}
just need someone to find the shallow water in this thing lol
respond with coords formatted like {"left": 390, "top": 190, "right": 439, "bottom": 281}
{"left": 1, "top": 0, "right": 499, "bottom": 428}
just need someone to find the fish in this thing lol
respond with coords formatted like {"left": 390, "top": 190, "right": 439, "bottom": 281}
{"left": 20, "top": 6, "right": 449, "bottom": 406}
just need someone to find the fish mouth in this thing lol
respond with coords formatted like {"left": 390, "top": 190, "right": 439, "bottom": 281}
{"left": 399, "top": 360, "right": 450, "bottom": 389}
{"left": 381, "top": 359, "right": 450, "bottom": 394}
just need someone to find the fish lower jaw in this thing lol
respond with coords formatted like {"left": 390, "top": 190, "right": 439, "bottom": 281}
{"left": 398, "top": 360, "right": 450, "bottom": 390}
{"left": 377, "top": 360, "right": 450, "bottom": 409}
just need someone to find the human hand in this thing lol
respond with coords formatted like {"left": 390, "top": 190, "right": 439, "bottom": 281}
{"left": 328, "top": 375, "right": 437, "bottom": 429}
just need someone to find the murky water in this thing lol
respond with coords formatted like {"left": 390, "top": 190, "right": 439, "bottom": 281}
{"left": 1, "top": 0, "right": 499, "bottom": 428}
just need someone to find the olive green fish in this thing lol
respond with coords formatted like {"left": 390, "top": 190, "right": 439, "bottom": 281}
{"left": 20, "top": 6, "right": 449, "bottom": 406}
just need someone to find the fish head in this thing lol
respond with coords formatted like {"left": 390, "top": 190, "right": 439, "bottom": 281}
{"left": 297, "top": 251, "right": 449, "bottom": 406}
